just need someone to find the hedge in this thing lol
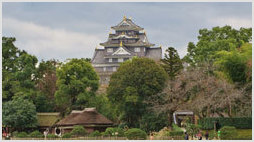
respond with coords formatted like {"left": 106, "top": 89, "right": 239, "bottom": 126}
{"left": 219, "top": 126, "right": 238, "bottom": 140}
{"left": 124, "top": 128, "right": 147, "bottom": 140}
{"left": 169, "top": 131, "right": 184, "bottom": 136}
{"left": 198, "top": 117, "right": 251, "bottom": 129}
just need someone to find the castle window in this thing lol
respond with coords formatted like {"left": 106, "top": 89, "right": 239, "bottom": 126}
{"left": 118, "top": 58, "right": 123, "bottom": 62}
{"left": 103, "top": 67, "right": 106, "bottom": 72}
{"left": 113, "top": 67, "right": 117, "bottom": 72}
{"left": 134, "top": 47, "right": 140, "bottom": 52}
{"left": 107, "top": 48, "right": 113, "bottom": 52}
{"left": 144, "top": 48, "right": 146, "bottom": 52}
{"left": 109, "top": 58, "right": 112, "bottom": 62}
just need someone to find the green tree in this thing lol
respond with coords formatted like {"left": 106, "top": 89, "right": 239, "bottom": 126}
{"left": 3, "top": 96, "right": 38, "bottom": 131}
{"left": 182, "top": 42, "right": 196, "bottom": 66}
{"left": 161, "top": 47, "right": 183, "bottom": 80}
{"left": 35, "top": 59, "right": 60, "bottom": 112}
{"left": 214, "top": 43, "right": 252, "bottom": 84}
{"left": 2, "top": 37, "right": 39, "bottom": 105}
{"left": 107, "top": 57, "right": 168, "bottom": 128}
{"left": 55, "top": 58, "right": 99, "bottom": 112}
{"left": 186, "top": 26, "right": 251, "bottom": 66}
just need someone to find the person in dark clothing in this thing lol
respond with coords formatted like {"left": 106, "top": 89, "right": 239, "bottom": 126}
{"left": 205, "top": 131, "right": 209, "bottom": 140}
{"left": 184, "top": 132, "right": 189, "bottom": 140}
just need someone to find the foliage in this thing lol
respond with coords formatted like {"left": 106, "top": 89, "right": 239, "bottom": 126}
{"left": 124, "top": 128, "right": 147, "bottom": 140}
{"left": 214, "top": 43, "right": 252, "bottom": 84}
{"left": 55, "top": 58, "right": 99, "bottom": 112}
{"left": 172, "top": 123, "right": 183, "bottom": 131}
{"left": 62, "top": 133, "right": 72, "bottom": 138}
{"left": 186, "top": 26, "right": 251, "bottom": 65}
{"left": 2, "top": 37, "right": 38, "bottom": 102}
{"left": 47, "top": 134, "right": 59, "bottom": 138}
{"left": 29, "top": 130, "right": 43, "bottom": 138}
{"left": 198, "top": 117, "right": 252, "bottom": 129}
{"left": 103, "top": 127, "right": 125, "bottom": 137}
{"left": 35, "top": 59, "right": 60, "bottom": 112}
{"left": 139, "top": 112, "right": 169, "bottom": 133}
{"left": 155, "top": 127, "right": 171, "bottom": 137}
{"left": 2, "top": 96, "right": 38, "bottom": 131}
{"left": 161, "top": 47, "right": 183, "bottom": 79}
{"left": 107, "top": 57, "right": 168, "bottom": 128}
{"left": 185, "top": 123, "right": 201, "bottom": 138}
{"left": 89, "top": 130, "right": 101, "bottom": 137}
{"left": 16, "top": 132, "right": 29, "bottom": 138}
{"left": 70, "top": 125, "right": 87, "bottom": 137}
{"left": 169, "top": 131, "right": 184, "bottom": 136}
{"left": 219, "top": 126, "right": 237, "bottom": 140}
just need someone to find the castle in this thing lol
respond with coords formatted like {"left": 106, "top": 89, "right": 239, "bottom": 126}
{"left": 91, "top": 16, "right": 162, "bottom": 84}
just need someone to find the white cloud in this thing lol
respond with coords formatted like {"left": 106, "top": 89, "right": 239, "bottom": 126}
{"left": 3, "top": 17, "right": 103, "bottom": 61}
{"left": 209, "top": 17, "right": 252, "bottom": 29}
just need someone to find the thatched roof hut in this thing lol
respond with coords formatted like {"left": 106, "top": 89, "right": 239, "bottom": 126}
{"left": 55, "top": 108, "right": 113, "bottom": 133}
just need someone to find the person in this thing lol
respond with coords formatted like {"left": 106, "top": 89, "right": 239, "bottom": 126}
{"left": 205, "top": 131, "right": 209, "bottom": 140}
{"left": 184, "top": 132, "right": 189, "bottom": 140}
{"left": 149, "top": 132, "right": 154, "bottom": 140}
{"left": 197, "top": 131, "right": 202, "bottom": 140}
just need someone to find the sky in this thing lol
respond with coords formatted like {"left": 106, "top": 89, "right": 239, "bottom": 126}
{"left": 2, "top": 2, "right": 252, "bottom": 62}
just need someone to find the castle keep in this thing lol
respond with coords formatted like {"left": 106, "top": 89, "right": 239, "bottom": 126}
{"left": 91, "top": 16, "right": 162, "bottom": 84}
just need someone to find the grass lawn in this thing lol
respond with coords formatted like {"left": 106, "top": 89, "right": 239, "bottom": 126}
{"left": 201, "top": 129, "right": 252, "bottom": 140}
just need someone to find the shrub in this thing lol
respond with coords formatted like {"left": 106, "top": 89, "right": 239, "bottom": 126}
{"left": 198, "top": 117, "right": 251, "bottom": 129}
{"left": 124, "top": 128, "right": 147, "bottom": 140}
{"left": 89, "top": 130, "right": 101, "bottom": 137}
{"left": 12, "top": 131, "right": 19, "bottom": 137}
{"left": 70, "top": 125, "right": 87, "bottom": 136}
{"left": 219, "top": 126, "right": 237, "bottom": 140}
{"left": 169, "top": 131, "right": 184, "bottom": 136}
{"left": 29, "top": 130, "right": 43, "bottom": 138}
{"left": 156, "top": 127, "right": 171, "bottom": 137}
{"left": 47, "top": 134, "right": 59, "bottom": 138}
{"left": 62, "top": 133, "right": 72, "bottom": 138}
{"left": 104, "top": 127, "right": 125, "bottom": 137}
{"left": 17, "top": 132, "right": 28, "bottom": 138}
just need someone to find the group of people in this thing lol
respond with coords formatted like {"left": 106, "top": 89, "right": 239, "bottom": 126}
{"left": 184, "top": 130, "right": 209, "bottom": 140}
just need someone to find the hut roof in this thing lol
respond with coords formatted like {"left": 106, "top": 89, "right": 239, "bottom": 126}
{"left": 37, "top": 112, "right": 61, "bottom": 127}
{"left": 56, "top": 108, "right": 113, "bottom": 126}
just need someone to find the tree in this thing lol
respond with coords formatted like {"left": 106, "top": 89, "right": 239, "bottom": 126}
{"left": 35, "top": 59, "right": 60, "bottom": 112}
{"left": 3, "top": 96, "right": 38, "bottom": 131}
{"left": 214, "top": 43, "right": 252, "bottom": 84}
{"left": 185, "top": 26, "right": 252, "bottom": 66}
{"left": 161, "top": 47, "right": 183, "bottom": 80}
{"left": 2, "top": 37, "right": 38, "bottom": 102}
{"left": 148, "top": 66, "right": 243, "bottom": 126}
{"left": 107, "top": 57, "right": 168, "bottom": 128}
{"left": 182, "top": 42, "right": 196, "bottom": 66}
{"left": 54, "top": 58, "right": 99, "bottom": 112}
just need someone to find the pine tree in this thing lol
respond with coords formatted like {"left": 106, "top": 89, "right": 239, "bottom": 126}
{"left": 161, "top": 47, "right": 183, "bottom": 80}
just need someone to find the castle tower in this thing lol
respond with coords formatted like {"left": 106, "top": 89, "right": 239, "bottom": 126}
{"left": 91, "top": 16, "right": 162, "bottom": 84}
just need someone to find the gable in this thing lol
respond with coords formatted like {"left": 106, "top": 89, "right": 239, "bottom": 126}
{"left": 112, "top": 47, "right": 131, "bottom": 55}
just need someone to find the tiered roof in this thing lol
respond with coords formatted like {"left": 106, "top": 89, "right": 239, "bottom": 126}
{"left": 100, "top": 16, "right": 154, "bottom": 48}
{"left": 111, "top": 16, "right": 144, "bottom": 31}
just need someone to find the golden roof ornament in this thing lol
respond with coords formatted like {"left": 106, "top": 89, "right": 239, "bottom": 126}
{"left": 129, "top": 16, "right": 132, "bottom": 20}
{"left": 160, "top": 45, "right": 162, "bottom": 48}
{"left": 120, "top": 41, "right": 123, "bottom": 47}
{"left": 123, "top": 15, "right": 127, "bottom": 21}
{"left": 122, "top": 31, "right": 124, "bottom": 35}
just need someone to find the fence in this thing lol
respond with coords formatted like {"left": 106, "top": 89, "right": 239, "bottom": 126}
{"left": 10, "top": 136, "right": 183, "bottom": 140}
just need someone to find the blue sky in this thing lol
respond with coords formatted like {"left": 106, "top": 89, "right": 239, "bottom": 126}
{"left": 3, "top": 2, "right": 252, "bottom": 61}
